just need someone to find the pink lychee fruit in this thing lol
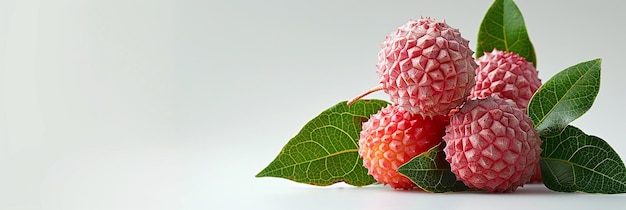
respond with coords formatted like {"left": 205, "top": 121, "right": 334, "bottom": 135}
{"left": 375, "top": 17, "right": 477, "bottom": 118}
{"left": 359, "top": 104, "right": 449, "bottom": 189}
{"left": 469, "top": 49, "right": 541, "bottom": 110}
{"left": 443, "top": 97, "right": 542, "bottom": 192}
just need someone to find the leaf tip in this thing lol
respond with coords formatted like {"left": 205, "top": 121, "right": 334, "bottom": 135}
{"left": 255, "top": 166, "right": 273, "bottom": 178}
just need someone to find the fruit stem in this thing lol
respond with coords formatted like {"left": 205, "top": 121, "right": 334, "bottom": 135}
{"left": 346, "top": 85, "right": 383, "bottom": 106}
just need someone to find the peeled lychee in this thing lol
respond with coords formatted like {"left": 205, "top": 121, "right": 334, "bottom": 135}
{"left": 359, "top": 104, "right": 448, "bottom": 189}
{"left": 376, "top": 17, "right": 477, "bottom": 118}
{"left": 443, "top": 97, "right": 542, "bottom": 192}
{"left": 469, "top": 49, "right": 541, "bottom": 110}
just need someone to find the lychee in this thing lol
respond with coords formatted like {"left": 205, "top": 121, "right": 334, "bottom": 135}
{"left": 358, "top": 104, "right": 448, "bottom": 189}
{"left": 375, "top": 17, "right": 477, "bottom": 118}
{"left": 469, "top": 49, "right": 541, "bottom": 110}
{"left": 443, "top": 97, "right": 542, "bottom": 192}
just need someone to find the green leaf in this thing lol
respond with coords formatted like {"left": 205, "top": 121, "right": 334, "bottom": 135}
{"left": 540, "top": 125, "right": 626, "bottom": 194}
{"left": 528, "top": 59, "right": 601, "bottom": 135}
{"left": 256, "top": 99, "right": 389, "bottom": 186}
{"left": 477, "top": 0, "right": 536, "bottom": 66}
{"left": 397, "top": 143, "right": 469, "bottom": 193}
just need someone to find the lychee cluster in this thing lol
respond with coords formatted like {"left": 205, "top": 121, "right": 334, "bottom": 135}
{"left": 354, "top": 17, "right": 543, "bottom": 192}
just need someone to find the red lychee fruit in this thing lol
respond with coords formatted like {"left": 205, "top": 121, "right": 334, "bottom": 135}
{"left": 359, "top": 104, "right": 449, "bottom": 189}
{"left": 443, "top": 97, "right": 542, "bottom": 192}
{"left": 469, "top": 49, "right": 541, "bottom": 110}
{"left": 376, "top": 17, "right": 477, "bottom": 118}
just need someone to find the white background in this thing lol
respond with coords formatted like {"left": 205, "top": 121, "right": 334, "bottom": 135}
{"left": 1, "top": 0, "right": 626, "bottom": 209}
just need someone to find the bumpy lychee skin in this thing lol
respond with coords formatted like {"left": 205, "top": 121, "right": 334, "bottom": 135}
{"left": 443, "top": 97, "right": 542, "bottom": 192}
{"left": 359, "top": 104, "right": 448, "bottom": 189}
{"left": 530, "top": 164, "right": 542, "bottom": 183}
{"left": 377, "top": 17, "right": 477, "bottom": 118}
{"left": 469, "top": 49, "right": 541, "bottom": 110}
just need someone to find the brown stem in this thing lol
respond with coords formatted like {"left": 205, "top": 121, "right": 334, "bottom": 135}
{"left": 346, "top": 85, "right": 383, "bottom": 106}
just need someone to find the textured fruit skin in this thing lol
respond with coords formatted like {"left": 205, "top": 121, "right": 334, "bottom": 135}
{"left": 377, "top": 17, "right": 477, "bottom": 118}
{"left": 443, "top": 97, "right": 542, "bottom": 192}
{"left": 529, "top": 164, "right": 542, "bottom": 183}
{"left": 359, "top": 105, "right": 448, "bottom": 189}
{"left": 469, "top": 49, "right": 541, "bottom": 110}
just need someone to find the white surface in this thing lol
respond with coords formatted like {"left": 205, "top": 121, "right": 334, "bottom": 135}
{"left": 1, "top": 0, "right": 625, "bottom": 209}
{"left": 228, "top": 183, "right": 626, "bottom": 210}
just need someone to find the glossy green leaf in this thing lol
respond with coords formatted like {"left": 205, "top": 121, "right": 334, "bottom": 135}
{"left": 528, "top": 59, "right": 601, "bottom": 135}
{"left": 256, "top": 99, "right": 389, "bottom": 186}
{"left": 477, "top": 0, "right": 536, "bottom": 66}
{"left": 398, "top": 143, "right": 469, "bottom": 192}
{"left": 540, "top": 125, "right": 626, "bottom": 193}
